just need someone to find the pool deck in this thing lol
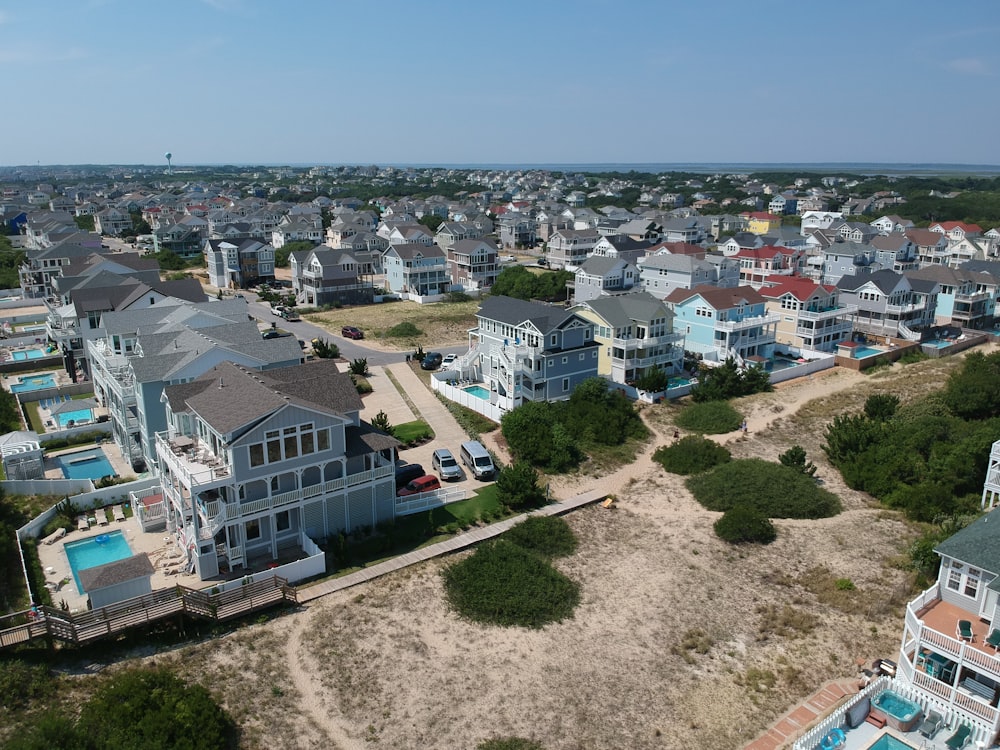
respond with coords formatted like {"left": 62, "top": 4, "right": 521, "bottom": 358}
{"left": 37, "top": 516, "right": 202, "bottom": 612}
{"left": 42, "top": 442, "right": 134, "bottom": 481}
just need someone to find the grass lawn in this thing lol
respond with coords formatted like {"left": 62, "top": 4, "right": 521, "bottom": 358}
{"left": 393, "top": 419, "right": 433, "bottom": 444}
{"left": 306, "top": 298, "right": 479, "bottom": 348}
{"left": 315, "top": 484, "right": 507, "bottom": 579}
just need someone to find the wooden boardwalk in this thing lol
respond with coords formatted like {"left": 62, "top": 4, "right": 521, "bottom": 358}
{"left": 0, "top": 487, "right": 608, "bottom": 649}
{"left": 299, "top": 488, "right": 609, "bottom": 602}
{"left": 0, "top": 576, "right": 297, "bottom": 649}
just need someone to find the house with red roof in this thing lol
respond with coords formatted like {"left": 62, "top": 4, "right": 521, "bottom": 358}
{"left": 758, "top": 277, "right": 855, "bottom": 352}
{"left": 733, "top": 245, "right": 804, "bottom": 288}
{"left": 930, "top": 221, "right": 983, "bottom": 244}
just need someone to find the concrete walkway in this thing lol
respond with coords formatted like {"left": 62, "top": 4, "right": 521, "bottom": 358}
{"left": 298, "top": 487, "right": 608, "bottom": 603}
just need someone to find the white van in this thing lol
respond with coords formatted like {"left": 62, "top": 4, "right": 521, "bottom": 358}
{"left": 460, "top": 440, "right": 495, "bottom": 480}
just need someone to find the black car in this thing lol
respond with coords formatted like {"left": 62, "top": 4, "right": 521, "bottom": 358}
{"left": 395, "top": 462, "right": 425, "bottom": 490}
{"left": 420, "top": 352, "right": 443, "bottom": 370}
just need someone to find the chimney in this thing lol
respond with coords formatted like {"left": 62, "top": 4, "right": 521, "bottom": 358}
{"left": 219, "top": 377, "right": 224, "bottom": 389}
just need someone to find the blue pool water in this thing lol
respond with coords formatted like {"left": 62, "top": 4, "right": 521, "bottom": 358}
{"left": 864, "top": 732, "right": 917, "bottom": 749}
{"left": 923, "top": 339, "right": 952, "bottom": 349}
{"left": 65, "top": 530, "right": 133, "bottom": 593}
{"left": 854, "top": 346, "right": 884, "bottom": 358}
{"left": 56, "top": 408, "right": 94, "bottom": 427}
{"left": 54, "top": 448, "right": 116, "bottom": 480}
{"left": 464, "top": 385, "right": 490, "bottom": 400}
{"left": 19, "top": 324, "right": 47, "bottom": 333}
{"left": 10, "top": 374, "right": 56, "bottom": 393}
{"left": 667, "top": 376, "right": 694, "bottom": 389}
{"left": 11, "top": 348, "right": 45, "bottom": 361}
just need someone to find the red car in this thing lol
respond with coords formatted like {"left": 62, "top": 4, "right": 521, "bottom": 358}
{"left": 397, "top": 474, "right": 441, "bottom": 497}
{"left": 341, "top": 325, "right": 364, "bottom": 340}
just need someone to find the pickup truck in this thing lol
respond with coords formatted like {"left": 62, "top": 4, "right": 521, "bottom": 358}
{"left": 271, "top": 305, "right": 300, "bottom": 322}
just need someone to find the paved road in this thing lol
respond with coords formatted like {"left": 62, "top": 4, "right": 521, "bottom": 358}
{"left": 242, "top": 293, "right": 467, "bottom": 366}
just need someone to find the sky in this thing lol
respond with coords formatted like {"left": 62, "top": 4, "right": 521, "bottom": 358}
{"left": 2, "top": 0, "right": 1000, "bottom": 167}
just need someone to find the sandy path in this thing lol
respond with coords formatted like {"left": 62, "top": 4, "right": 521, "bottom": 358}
{"left": 284, "top": 609, "right": 364, "bottom": 750}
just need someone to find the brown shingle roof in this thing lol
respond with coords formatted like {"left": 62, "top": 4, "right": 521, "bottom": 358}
{"left": 666, "top": 284, "right": 765, "bottom": 309}
{"left": 78, "top": 553, "right": 154, "bottom": 592}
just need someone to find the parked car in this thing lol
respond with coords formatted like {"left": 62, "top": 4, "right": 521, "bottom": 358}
{"left": 432, "top": 448, "right": 462, "bottom": 481}
{"left": 395, "top": 462, "right": 425, "bottom": 490}
{"left": 537, "top": 257, "right": 548, "bottom": 266}
{"left": 341, "top": 325, "right": 364, "bottom": 340}
{"left": 262, "top": 329, "right": 291, "bottom": 340}
{"left": 421, "top": 352, "right": 443, "bottom": 370}
{"left": 397, "top": 474, "right": 441, "bottom": 497}
{"left": 442, "top": 353, "right": 457, "bottom": 368}
{"left": 460, "top": 440, "right": 496, "bottom": 480}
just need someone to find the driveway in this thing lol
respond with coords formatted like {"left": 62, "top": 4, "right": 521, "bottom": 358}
{"left": 373, "top": 362, "right": 490, "bottom": 488}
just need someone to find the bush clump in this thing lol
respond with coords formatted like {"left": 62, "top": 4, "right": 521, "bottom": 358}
{"left": 385, "top": 321, "right": 423, "bottom": 338}
{"left": 714, "top": 505, "right": 777, "bottom": 544}
{"left": 443, "top": 540, "right": 580, "bottom": 628}
{"left": 674, "top": 401, "right": 743, "bottom": 434}
{"left": 653, "top": 436, "right": 731, "bottom": 475}
{"left": 687, "top": 458, "right": 841, "bottom": 519}
{"left": 503, "top": 516, "right": 577, "bottom": 558}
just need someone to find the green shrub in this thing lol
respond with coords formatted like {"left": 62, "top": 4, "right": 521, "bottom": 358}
{"left": 445, "top": 291, "right": 472, "bottom": 303}
{"left": 385, "top": 321, "right": 423, "bottom": 338}
{"left": 495, "top": 461, "right": 546, "bottom": 510}
{"left": 653, "top": 436, "right": 731, "bottom": 475}
{"left": 674, "top": 401, "right": 743, "bottom": 434}
{"left": 0, "top": 660, "right": 54, "bottom": 711}
{"left": 443, "top": 540, "right": 580, "bottom": 628}
{"left": 690, "top": 357, "right": 772, "bottom": 402}
{"left": 835, "top": 578, "right": 856, "bottom": 591}
{"left": 504, "top": 516, "right": 577, "bottom": 558}
{"left": 435, "top": 394, "right": 498, "bottom": 439}
{"left": 687, "top": 458, "right": 841, "bottom": 519}
{"left": 348, "top": 358, "right": 369, "bottom": 376}
{"left": 713, "top": 505, "right": 777, "bottom": 544}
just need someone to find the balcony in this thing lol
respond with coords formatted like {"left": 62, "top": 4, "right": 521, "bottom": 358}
{"left": 155, "top": 431, "right": 232, "bottom": 489}
{"left": 714, "top": 313, "right": 780, "bottom": 332}
{"left": 905, "top": 587, "right": 1000, "bottom": 685}
{"left": 612, "top": 331, "right": 684, "bottom": 350}
{"left": 885, "top": 301, "right": 925, "bottom": 314}
{"left": 796, "top": 304, "right": 858, "bottom": 321}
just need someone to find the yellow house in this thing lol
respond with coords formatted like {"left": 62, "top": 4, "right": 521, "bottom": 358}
{"left": 745, "top": 212, "right": 783, "bottom": 235}
{"left": 570, "top": 291, "right": 684, "bottom": 386}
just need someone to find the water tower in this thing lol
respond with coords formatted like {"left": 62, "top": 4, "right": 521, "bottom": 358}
{"left": 164, "top": 151, "right": 173, "bottom": 174}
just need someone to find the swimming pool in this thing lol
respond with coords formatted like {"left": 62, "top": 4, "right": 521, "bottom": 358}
{"left": 56, "top": 408, "right": 94, "bottom": 427}
{"left": 18, "top": 324, "right": 47, "bottom": 333}
{"left": 871, "top": 689, "right": 921, "bottom": 731}
{"left": 464, "top": 385, "right": 490, "bottom": 400}
{"left": 853, "top": 346, "right": 884, "bottom": 358}
{"left": 65, "top": 530, "right": 133, "bottom": 593}
{"left": 863, "top": 732, "right": 917, "bottom": 749}
{"left": 667, "top": 376, "right": 695, "bottom": 389}
{"left": 54, "top": 448, "right": 116, "bottom": 480}
{"left": 11, "top": 348, "right": 46, "bottom": 361}
{"left": 923, "top": 339, "right": 952, "bottom": 349}
{"left": 10, "top": 374, "right": 57, "bottom": 393}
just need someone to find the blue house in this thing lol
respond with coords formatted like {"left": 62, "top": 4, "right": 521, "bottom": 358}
{"left": 665, "top": 284, "right": 778, "bottom": 364}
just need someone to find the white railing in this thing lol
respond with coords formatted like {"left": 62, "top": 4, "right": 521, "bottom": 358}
{"left": 791, "top": 677, "right": 891, "bottom": 750}
{"left": 432, "top": 377, "right": 504, "bottom": 423}
{"left": 197, "top": 465, "right": 396, "bottom": 529}
{"left": 612, "top": 332, "right": 684, "bottom": 349}
{"left": 395, "top": 488, "right": 466, "bottom": 517}
{"left": 891, "top": 679, "right": 994, "bottom": 746}
{"left": 796, "top": 304, "right": 858, "bottom": 321}
{"left": 714, "top": 312, "right": 780, "bottom": 332}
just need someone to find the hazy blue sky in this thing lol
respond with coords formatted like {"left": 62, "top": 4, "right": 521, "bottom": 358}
{"left": 3, "top": 0, "right": 999, "bottom": 167}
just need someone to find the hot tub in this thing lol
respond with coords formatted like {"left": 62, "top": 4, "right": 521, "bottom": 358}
{"left": 871, "top": 689, "right": 922, "bottom": 732}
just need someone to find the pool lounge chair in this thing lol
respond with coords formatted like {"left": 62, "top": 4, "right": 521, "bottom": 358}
{"left": 77, "top": 516, "right": 89, "bottom": 531}
{"left": 112, "top": 504, "right": 126, "bottom": 522}
{"left": 919, "top": 710, "right": 943, "bottom": 739}
{"left": 987, "top": 629, "right": 1000, "bottom": 651}
{"left": 945, "top": 723, "right": 972, "bottom": 750}
{"left": 957, "top": 619, "right": 975, "bottom": 642}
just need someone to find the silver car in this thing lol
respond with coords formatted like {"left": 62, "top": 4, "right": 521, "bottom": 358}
{"left": 432, "top": 448, "right": 462, "bottom": 481}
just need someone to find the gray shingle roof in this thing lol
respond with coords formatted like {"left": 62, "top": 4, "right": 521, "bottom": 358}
{"left": 575, "top": 290, "right": 670, "bottom": 328}
{"left": 78, "top": 553, "right": 154, "bottom": 592}
{"left": 477, "top": 295, "right": 578, "bottom": 333}
{"left": 935, "top": 515, "right": 1000, "bottom": 576}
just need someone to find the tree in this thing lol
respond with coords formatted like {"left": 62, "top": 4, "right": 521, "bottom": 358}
{"left": 311, "top": 338, "right": 340, "bottom": 359}
{"left": 778, "top": 445, "right": 817, "bottom": 477}
{"left": 73, "top": 215, "right": 95, "bottom": 232}
{"left": 418, "top": 214, "right": 444, "bottom": 232}
{"left": 75, "top": 668, "right": 236, "bottom": 750}
{"left": 864, "top": 393, "right": 900, "bottom": 422}
{"left": 153, "top": 249, "right": 186, "bottom": 270}
{"left": 274, "top": 240, "right": 314, "bottom": 268}
{"left": 129, "top": 211, "right": 152, "bottom": 235}
{"left": 495, "top": 461, "right": 546, "bottom": 510}
{"left": 943, "top": 351, "right": 1000, "bottom": 420}
{"left": 501, "top": 401, "right": 564, "bottom": 467}
{"left": 348, "top": 358, "right": 369, "bottom": 376}
{"left": 634, "top": 366, "right": 668, "bottom": 392}
{"left": 371, "top": 410, "right": 393, "bottom": 435}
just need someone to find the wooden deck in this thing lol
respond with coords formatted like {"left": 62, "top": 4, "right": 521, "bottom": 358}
{"left": 0, "top": 576, "right": 297, "bottom": 649}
